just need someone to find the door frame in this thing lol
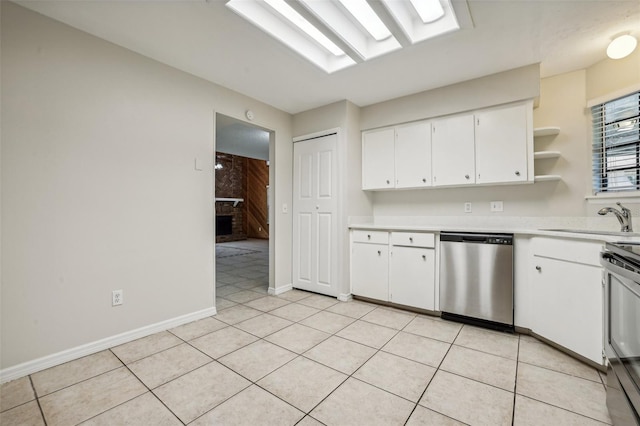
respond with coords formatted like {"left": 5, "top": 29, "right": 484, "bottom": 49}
{"left": 213, "top": 111, "right": 276, "bottom": 301}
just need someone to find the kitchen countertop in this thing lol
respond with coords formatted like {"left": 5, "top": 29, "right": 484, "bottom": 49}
{"left": 349, "top": 222, "right": 640, "bottom": 243}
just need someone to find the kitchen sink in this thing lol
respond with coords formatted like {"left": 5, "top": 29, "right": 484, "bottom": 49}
{"left": 541, "top": 228, "right": 640, "bottom": 237}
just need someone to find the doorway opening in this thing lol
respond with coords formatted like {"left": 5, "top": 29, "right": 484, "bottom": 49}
{"left": 214, "top": 113, "right": 272, "bottom": 309}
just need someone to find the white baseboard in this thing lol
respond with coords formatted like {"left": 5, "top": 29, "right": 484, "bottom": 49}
{"left": 268, "top": 283, "right": 293, "bottom": 296}
{"left": 1, "top": 306, "right": 217, "bottom": 384}
{"left": 338, "top": 293, "right": 353, "bottom": 302}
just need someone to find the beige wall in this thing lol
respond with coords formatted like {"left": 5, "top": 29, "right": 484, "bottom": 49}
{"left": 0, "top": 2, "right": 292, "bottom": 369}
{"left": 586, "top": 48, "right": 640, "bottom": 102}
{"left": 360, "top": 64, "right": 540, "bottom": 131}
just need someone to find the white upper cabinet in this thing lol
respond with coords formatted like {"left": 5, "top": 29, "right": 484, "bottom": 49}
{"left": 362, "top": 100, "right": 533, "bottom": 190}
{"left": 475, "top": 103, "right": 530, "bottom": 184}
{"left": 363, "top": 122, "right": 431, "bottom": 190}
{"left": 432, "top": 114, "right": 476, "bottom": 187}
{"left": 394, "top": 122, "right": 432, "bottom": 188}
{"left": 362, "top": 128, "right": 395, "bottom": 190}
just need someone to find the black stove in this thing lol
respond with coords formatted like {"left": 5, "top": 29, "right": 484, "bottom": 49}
{"left": 601, "top": 243, "right": 640, "bottom": 426}
{"left": 605, "top": 242, "right": 640, "bottom": 269}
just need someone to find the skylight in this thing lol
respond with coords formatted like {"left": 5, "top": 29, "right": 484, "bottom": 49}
{"left": 337, "top": 0, "right": 391, "bottom": 41}
{"left": 226, "top": 0, "right": 463, "bottom": 73}
{"left": 264, "top": 0, "right": 344, "bottom": 56}
{"left": 410, "top": 0, "right": 445, "bottom": 23}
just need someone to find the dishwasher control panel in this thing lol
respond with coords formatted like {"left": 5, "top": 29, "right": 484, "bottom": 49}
{"left": 487, "top": 237, "right": 512, "bottom": 245}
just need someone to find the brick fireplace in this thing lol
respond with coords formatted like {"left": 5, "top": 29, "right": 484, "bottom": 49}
{"left": 215, "top": 152, "right": 247, "bottom": 243}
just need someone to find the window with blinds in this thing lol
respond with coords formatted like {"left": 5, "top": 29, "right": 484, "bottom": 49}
{"left": 592, "top": 91, "right": 640, "bottom": 193}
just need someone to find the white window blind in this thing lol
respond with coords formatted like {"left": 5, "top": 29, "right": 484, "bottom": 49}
{"left": 592, "top": 91, "right": 640, "bottom": 193}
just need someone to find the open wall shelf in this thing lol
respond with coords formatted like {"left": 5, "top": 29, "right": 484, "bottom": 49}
{"left": 534, "top": 175, "right": 562, "bottom": 182}
{"left": 534, "top": 127, "right": 561, "bottom": 137}
{"left": 534, "top": 151, "right": 561, "bottom": 160}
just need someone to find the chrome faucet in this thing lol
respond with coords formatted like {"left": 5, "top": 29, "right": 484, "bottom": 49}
{"left": 598, "top": 202, "right": 633, "bottom": 232}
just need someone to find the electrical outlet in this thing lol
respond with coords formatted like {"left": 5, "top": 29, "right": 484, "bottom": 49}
{"left": 112, "top": 290, "right": 123, "bottom": 306}
{"left": 282, "top": 204, "right": 288, "bottom": 214}
{"left": 491, "top": 201, "right": 504, "bottom": 212}
{"left": 464, "top": 202, "right": 472, "bottom": 213}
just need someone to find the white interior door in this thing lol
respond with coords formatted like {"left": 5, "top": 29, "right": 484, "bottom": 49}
{"left": 293, "top": 133, "right": 338, "bottom": 296}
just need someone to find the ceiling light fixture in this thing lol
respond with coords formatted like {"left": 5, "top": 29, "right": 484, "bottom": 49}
{"left": 264, "top": 0, "right": 345, "bottom": 56}
{"left": 410, "top": 0, "right": 445, "bottom": 23}
{"left": 607, "top": 34, "right": 637, "bottom": 59}
{"left": 337, "top": 0, "right": 391, "bottom": 41}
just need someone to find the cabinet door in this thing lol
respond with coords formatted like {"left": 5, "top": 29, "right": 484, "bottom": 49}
{"left": 395, "top": 122, "right": 432, "bottom": 188}
{"left": 475, "top": 103, "right": 529, "bottom": 184}
{"left": 389, "top": 246, "right": 435, "bottom": 310}
{"left": 530, "top": 256, "right": 603, "bottom": 364}
{"left": 362, "top": 128, "right": 395, "bottom": 190}
{"left": 431, "top": 114, "right": 475, "bottom": 186}
{"left": 351, "top": 243, "right": 388, "bottom": 300}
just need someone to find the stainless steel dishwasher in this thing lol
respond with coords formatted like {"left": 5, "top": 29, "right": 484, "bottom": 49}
{"left": 439, "top": 232, "right": 514, "bottom": 330}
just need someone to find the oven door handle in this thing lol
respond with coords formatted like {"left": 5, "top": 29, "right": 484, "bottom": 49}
{"left": 602, "top": 255, "right": 640, "bottom": 298}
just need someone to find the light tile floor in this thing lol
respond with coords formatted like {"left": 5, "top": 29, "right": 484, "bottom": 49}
{"left": 0, "top": 239, "right": 612, "bottom": 425}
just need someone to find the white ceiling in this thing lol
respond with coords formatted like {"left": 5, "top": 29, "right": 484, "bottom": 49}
{"left": 16, "top": 0, "right": 640, "bottom": 114}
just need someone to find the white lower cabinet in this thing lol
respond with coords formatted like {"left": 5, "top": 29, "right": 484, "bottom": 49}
{"left": 529, "top": 238, "right": 604, "bottom": 365}
{"left": 389, "top": 246, "right": 435, "bottom": 310}
{"left": 351, "top": 230, "right": 436, "bottom": 311}
{"left": 351, "top": 241, "right": 389, "bottom": 301}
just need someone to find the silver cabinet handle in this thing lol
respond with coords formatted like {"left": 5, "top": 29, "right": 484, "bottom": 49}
{"left": 422, "top": 255, "right": 426, "bottom": 260}
{"left": 367, "top": 234, "right": 371, "bottom": 240}
{"left": 515, "top": 171, "right": 521, "bottom": 176}
{"left": 465, "top": 174, "right": 470, "bottom": 179}
{"left": 377, "top": 250, "right": 381, "bottom": 256}
{"left": 535, "top": 265, "right": 541, "bottom": 271}
{"left": 316, "top": 205, "right": 319, "bottom": 209}
{"left": 386, "top": 179, "right": 390, "bottom": 184}
{"left": 409, "top": 237, "right": 413, "bottom": 242}
{"left": 422, "top": 178, "right": 427, "bottom": 183}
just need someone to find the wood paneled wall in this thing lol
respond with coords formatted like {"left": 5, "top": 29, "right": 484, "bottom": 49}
{"left": 245, "top": 158, "right": 269, "bottom": 239}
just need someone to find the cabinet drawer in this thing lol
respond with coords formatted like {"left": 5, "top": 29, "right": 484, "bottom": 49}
{"left": 352, "top": 230, "right": 389, "bottom": 244}
{"left": 390, "top": 232, "right": 435, "bottom": 248}
{"left": 531, "top": 237, "right": 602, "bottom": 266}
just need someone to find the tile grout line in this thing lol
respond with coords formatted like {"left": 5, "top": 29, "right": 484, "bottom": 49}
{"left": 403, "top": 320, "right": 467, "bottom": 425}
{"left": 514, "top": 342, "right": 613, "bottom": 425}
{"left": 28, "top": 362, "right": 125, "bottom": 401}
{"left": 28, "top": 374, "right": 48, "bottom": 426}
{"left": 108, "top": 348, "right": 187, "bottom": 425}
{"left": 511, "top": 334, "right": 521, "bottom": 425}
{"left": 516, "top": 358, "right": 605, "bottom": 384}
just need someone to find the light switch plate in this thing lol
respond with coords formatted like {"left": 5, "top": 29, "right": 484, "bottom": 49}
{"left": 491, "top": 201, "right": 504, "bottom": 212}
